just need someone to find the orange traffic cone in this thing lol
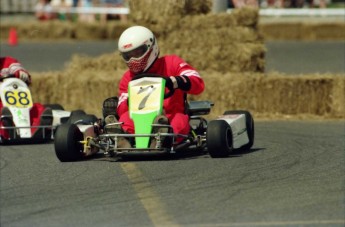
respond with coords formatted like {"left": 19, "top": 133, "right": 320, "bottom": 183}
{"left": 8, "top": 28, "right": 18, "bottom": 46}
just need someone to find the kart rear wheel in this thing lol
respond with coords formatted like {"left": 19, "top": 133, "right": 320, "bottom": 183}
{"left": 206, "top": 120, "right": 233, "bottom": 158}
{"left": 67, "top": 110, "right": 86, "bottom": 124}
{"left": 72, "top": 114, "right": 98, "bottom": 125}
{"left": 223, "top": 110, "right": 254, "bottom": 151}
{"left": 54, "top": 123, "right": 84, "bottom": 162}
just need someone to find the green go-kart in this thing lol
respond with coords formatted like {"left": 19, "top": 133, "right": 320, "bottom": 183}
{"left": 54, "top": 74, "right": 255, "bottom": 161}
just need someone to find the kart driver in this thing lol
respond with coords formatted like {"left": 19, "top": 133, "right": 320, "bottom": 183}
{"left": 0, "top": 56, "right": 53, "bottom": 140}
{"left": 106, "top": 25, "right": 205, "bottom": 148}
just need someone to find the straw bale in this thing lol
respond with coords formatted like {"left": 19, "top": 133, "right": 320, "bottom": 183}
{"left": 64, "top": 53, "right": 127, "bottom": 73}
{"left": 161, "top": 36, "right": 265, "bottom": 73}
{"left": 0, "top": 22, "right": 75, "bottom": 40}
{"left": 72, "top": 21, "right": 132, "bottom": 40}
{"left": 178, "top": 13, "right": 237, "bottom": 31}
{"left": 196, "top": 72, "right": 345, "bottom": 118}
{"left": 73, "top": 22, "right": 108, "bottom": 40}
{"left": 259, "top": 22, "right": 345, "bottom": 41}
{"left": 128, "top": 0, "right": 212, "bottom": 26}
{"left": 259, "top": 23, "right": 303, "bottom": 40}
{"left": 30, "top": 70, "right": 345, "bottom": 119}
{"left": 153, "top": 9, "right": 264, "bottom": 73}
{"left": 30, "top": 69, "right": 124, "bottom": 115}
{"left": 231, "top": 7, "right": 259, "bottom": 27}
{"left": 301, "top": 23, "right": 345, "bottom": 40}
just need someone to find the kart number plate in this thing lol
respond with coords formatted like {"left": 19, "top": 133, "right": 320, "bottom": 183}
{"left": 130, "top": 80, "right": 163, "bottom": 113}
{"left": 2, "top": 87, "right": 33, "bottom": 108}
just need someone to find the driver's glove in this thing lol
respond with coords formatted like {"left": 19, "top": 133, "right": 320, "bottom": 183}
{"left": 165, "top": 75, "right": 191, "bottom": 91}
{"left": 16, "top": 70, "right": 31, "bottom": 85}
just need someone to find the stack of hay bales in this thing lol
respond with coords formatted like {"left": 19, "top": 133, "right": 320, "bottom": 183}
{"left": 31, "top": 70, "right": 345, "bottom": 119}
{"left": 259, "top": 22, "right": 345, "bottom": 41}
{"left": 0, "top": 20, "right": 130, "bottom": 41}
{"left": 29, "top": 1, "right": 344, "bottom": 120}
{"left": 128, "top": 0, "right": 265, "bottom": 73}
{"left": 195, "top": 73, "right": 345, "bottom": 119}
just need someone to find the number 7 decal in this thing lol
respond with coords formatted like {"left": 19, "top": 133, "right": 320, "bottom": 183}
{"left": 137, "top": 85, "right": 156, "bottom": 110}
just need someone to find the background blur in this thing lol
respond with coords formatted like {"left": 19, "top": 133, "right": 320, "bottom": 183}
{"left": 0, "top": 0, "right": 344, "bottom": 119}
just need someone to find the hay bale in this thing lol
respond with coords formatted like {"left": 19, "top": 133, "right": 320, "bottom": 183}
{"left": 31, "top": 69, "right": 125, "bottom": 116}
{"left": 0, "top": 21, "right": 75, "bottom": 41}
{"left": 161, "top": 19, "right": 265, "bottom": 73}
{"left": 30, "top": 69, "right": 345, "bottom": 119}
{"left": 128, "top": 0, "right": 212, "bottom": 27}
{"left": 196, "top": 72, "right": 345, "bottom": 118}
{"left": 73, "top": 22, "right": 108, "bottom": 40}
{"left": 232, "top": 7, "right": 259, "bottom": 27}
{"left": 259, "top": 22, "right": 345, "bottom": 41}
{"left": 302, "top": 22, "right": 345, "bottom": 40}
{"left": 64, "top": 53, "right": 127, "bottom": 73}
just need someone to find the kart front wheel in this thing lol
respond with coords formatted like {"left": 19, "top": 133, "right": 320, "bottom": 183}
{"left": 224, "top": 110, "right": 254, "bottom": 151}
{"left": 54, "top": 123, "right": 84, "bottom": 162}
{"left": 206, "top": 120, "right": 233, "bottom": 158}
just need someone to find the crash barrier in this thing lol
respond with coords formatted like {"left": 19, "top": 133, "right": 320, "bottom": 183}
{"left": 30, "top": 70, "right": 345, "bottom": 120}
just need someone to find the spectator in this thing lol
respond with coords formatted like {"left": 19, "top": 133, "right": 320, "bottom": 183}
{"left": 232, "top": 0, "right": 259, "bottom": 8}
{"left": 309, "top": 0, "right": 327, "bottom": 8}
{"left": 72, "top": 0, "right": 79, "bottom": 7}
{"left": 52, "top": 0, "right": 73, "bottom": 21}
{"left": 78, "top": 0, "right": 96, "bottom": 23}
{"left": 35, "top": 0, "right": 57, "bottom": 21}
{"left": 100, "top": 0, "right": 128, "bottom": 24}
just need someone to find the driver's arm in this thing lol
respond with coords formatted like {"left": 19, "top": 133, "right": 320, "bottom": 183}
{"left": 117, "top": 73, "right": 130, "bottom": 118}
{"left": 0, "top": 57, "right": 31, "bottom": 85}
{"left": 167, "top": 55, "right": 204, "bottom": 95}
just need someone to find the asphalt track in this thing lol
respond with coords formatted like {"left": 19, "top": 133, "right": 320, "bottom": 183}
{"left": 0, "top": 42, "right": 345, "bottom": 227}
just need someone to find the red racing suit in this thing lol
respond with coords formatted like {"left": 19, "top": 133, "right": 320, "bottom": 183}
{"left": 0, "top": 56, "right": 46, "bottom": 138}
{"left": 117, "top": 55, "right": 205, "bottom": 138}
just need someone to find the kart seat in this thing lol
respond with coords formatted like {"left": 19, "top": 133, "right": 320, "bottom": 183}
{"left": 186, "top": 101, "right": 214, "bottom": 116}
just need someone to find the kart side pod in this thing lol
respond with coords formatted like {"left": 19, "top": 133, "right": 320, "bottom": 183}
{"left": 207, "top": 111, "right": 254, "bottom": 158}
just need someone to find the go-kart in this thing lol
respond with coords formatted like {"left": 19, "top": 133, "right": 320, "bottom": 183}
{"left": 54, "top": 74, "right": 254, "bottom": 161}
{"left": 0, "top": 75, "right": 76, "bottom": 144}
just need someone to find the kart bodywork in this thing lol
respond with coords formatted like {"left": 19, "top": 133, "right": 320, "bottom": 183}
{"left": 54, "top": 76, "right": 255, "bottom": 161}
{"left": 0, "top": 77, "right": 74, "bottom": 144}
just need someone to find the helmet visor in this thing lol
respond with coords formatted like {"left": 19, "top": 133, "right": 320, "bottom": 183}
{"left": 121, "top": 44, "right": 148, "bottom": 61}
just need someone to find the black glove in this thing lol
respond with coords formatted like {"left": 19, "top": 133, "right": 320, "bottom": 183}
{"left": 165, "top": 75, "right": 191, "bottom": 91}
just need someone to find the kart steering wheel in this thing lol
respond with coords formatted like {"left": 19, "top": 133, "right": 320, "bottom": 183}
{"left": 131, "top": 73, "right": 175, "bottom": 99}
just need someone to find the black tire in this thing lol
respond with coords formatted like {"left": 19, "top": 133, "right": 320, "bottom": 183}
{"left": 44, "top": 104, "right": 64, "bottom": 110}
{"left": 71, "top": 114, "right": 98, "bottom": 125}
{"left": 67, "top": 110, "right": 86, "bottom": 124}
{"left": 54, "top": 123, "right": 84, "bottom": 162}
{"left": 80, "top": 114, "right": 98, "bottom": 125}
{"left": 223, "top": 110, "right": 254, "bottom": 151}
{"left": 206, "top": 120, "right": 233, "bottom": 158}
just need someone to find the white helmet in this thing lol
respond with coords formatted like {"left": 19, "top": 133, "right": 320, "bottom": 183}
{"left": 118, "top": 26, "right": 159, "bottom": 74}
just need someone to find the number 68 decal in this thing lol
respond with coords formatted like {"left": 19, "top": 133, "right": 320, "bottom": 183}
{"left": 2, "top": 90, "right": 33, "bottom": 108}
